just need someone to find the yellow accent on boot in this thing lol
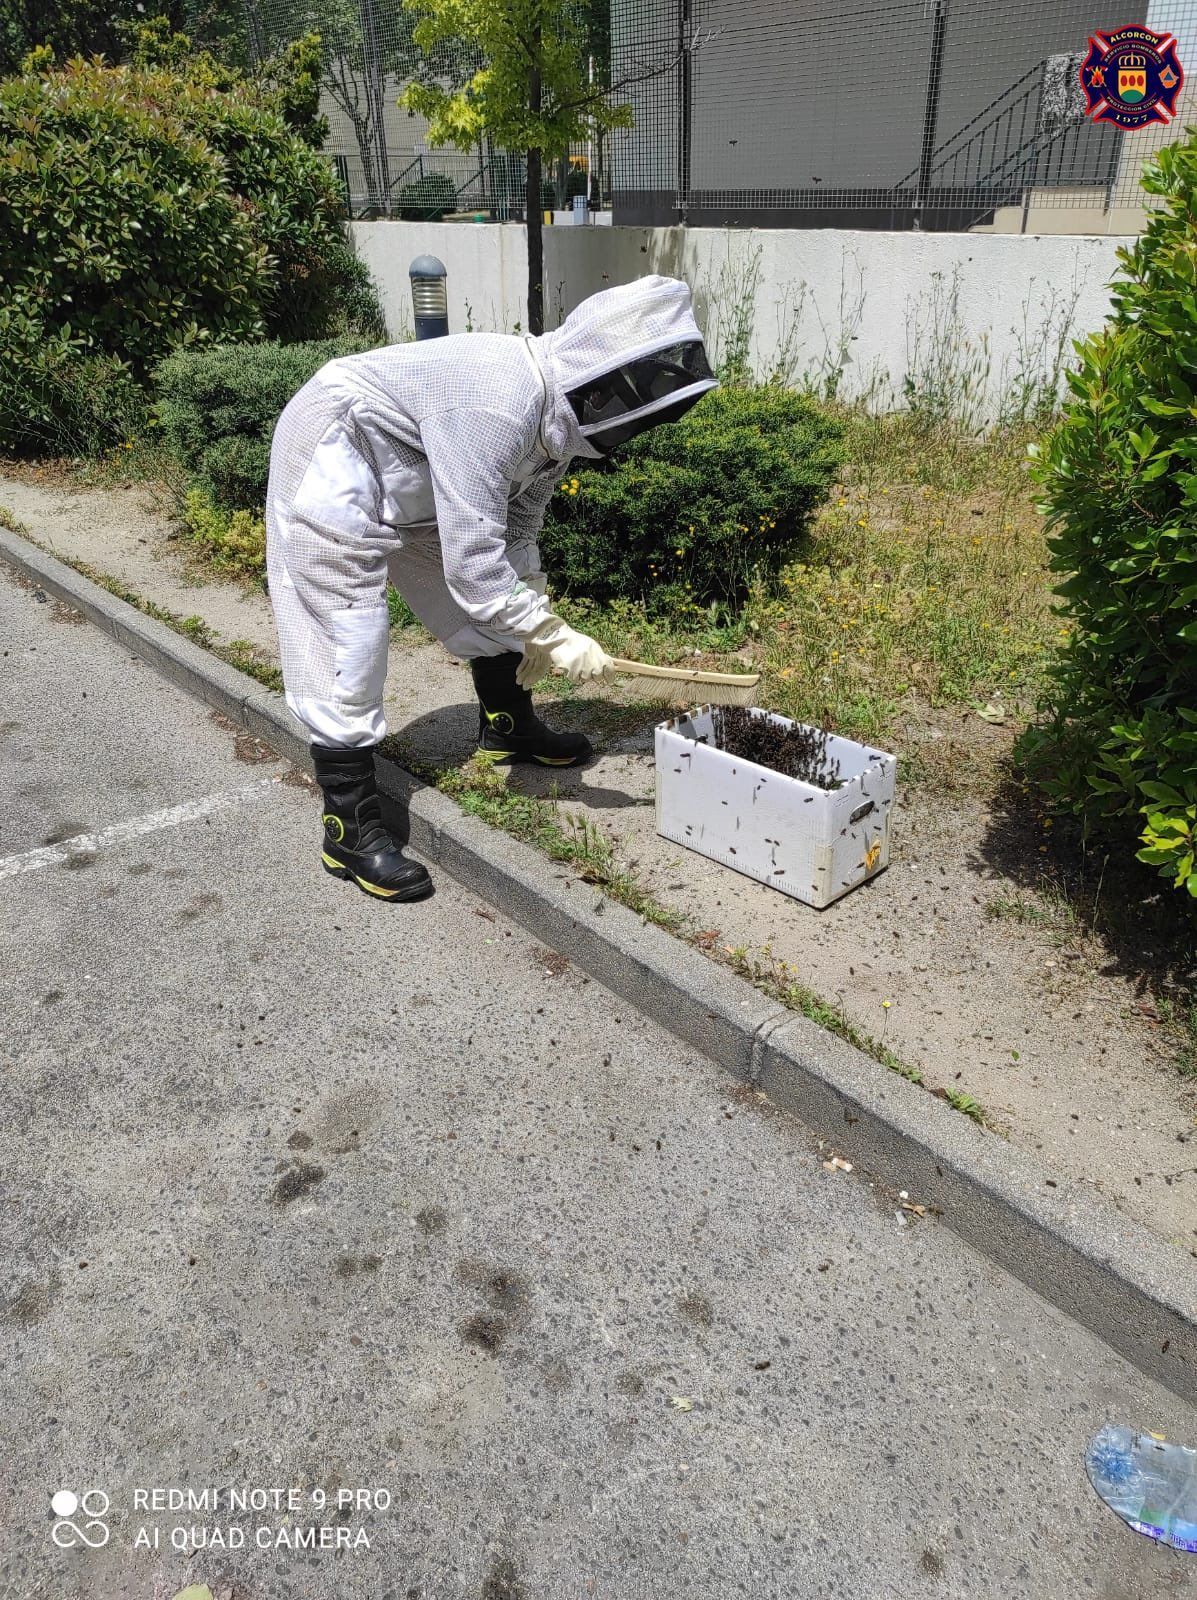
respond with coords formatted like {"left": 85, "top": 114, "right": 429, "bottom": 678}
{"left": 323, "top": 850, "right": 400, "bottom": 897}
{"left": 352, "top": 875, "right": 402, "bottom": 899}
{"left": 533, "top": 754, "right": 577, "bottom": 766}
{"left": 476, "top": 745, "right": 515, "bottom": 763}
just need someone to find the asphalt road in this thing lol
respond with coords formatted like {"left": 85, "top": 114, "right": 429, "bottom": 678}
{"left": 2, "top": 564, "right": 1196, "bottom": 1600}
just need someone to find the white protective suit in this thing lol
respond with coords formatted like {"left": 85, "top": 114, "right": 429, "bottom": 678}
{"left": 265, "top": 274, "right": 716, "bottom": 747}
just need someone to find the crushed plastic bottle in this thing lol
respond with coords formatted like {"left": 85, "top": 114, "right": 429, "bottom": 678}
{"left": 1086, "top": 1424, "right": 1197, "bottom": 1553}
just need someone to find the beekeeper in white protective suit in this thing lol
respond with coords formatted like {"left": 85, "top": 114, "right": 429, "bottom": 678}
{"left": 265, "top": 274, "right": 717, "bottom": 902}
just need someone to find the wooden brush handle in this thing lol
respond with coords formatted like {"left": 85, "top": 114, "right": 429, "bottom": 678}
{"left": 609, "top": 656, "right": 760, "bottom": 688}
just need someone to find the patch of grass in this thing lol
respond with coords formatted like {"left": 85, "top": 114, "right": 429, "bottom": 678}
{"left": 0, "top": 503, "right": 29, "bottom": 535}
{"left": 727, "top": 941, "right": 926, "bottom": 1089}
{"left": 985, "top": 886, "right": 1078, "bottom": 939}
{"left": 550, "top": 412, "right": 1054, "bottom": 785}
{"left": 435, "top": 754, "right": 689, "bottom": 933}
{"left": 386, "top": 584, "right": 425, "bottom": 633}
{"left": 557, "top": 590, "right": 752, "bottom": 670}
{"left": 749, "top": 413, "right": 1054, "bottom": 755}
{"left": 56, "top": 558, "right": 283, "bottom": 692}
{"left": 1155, "top": 996, "right": 1197, "bottom": 1079}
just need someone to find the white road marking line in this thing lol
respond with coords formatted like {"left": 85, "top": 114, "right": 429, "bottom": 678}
{"left": 0, "top": 778, "right": 282, "bottom": 881}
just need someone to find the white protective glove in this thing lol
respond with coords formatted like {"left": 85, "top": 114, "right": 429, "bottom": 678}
{"left": 516, "top": 611, "right": 614, "bottom": 690}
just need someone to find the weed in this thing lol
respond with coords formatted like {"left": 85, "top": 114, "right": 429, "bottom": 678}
{"left": 1156, "top": 995, "right": 1197, "bottom": 1079}
{"left": 985, "top": 886, "right": 1078, "bottom": 938}
{"left": 903, "top": 267, "right": 992, "bottom": 435}
{"left": 706, "top": 237, "right": 762, "bottom": 386}
{"left": 51, "top": 556, "right": 283, "bottom": 691}
{"left": 431, "top": 754, "right": 689, "bottom": 933}
{"left": 0, "top": 503, "right": 29, "bottom": 535}
{"left": 939, "top": 1087, "right": 987, "bottom": 1124}
{"left": 180, "top": 488, "right": 266, "bottom": 582}
{"left": 995, "top": 277, "right": 1083, "bottom": 429}
{"left": 386, "top": 584, "right": 421, "bottom": 630}
{"left": 802, "top": 249, "right": 870, "bottom": 404}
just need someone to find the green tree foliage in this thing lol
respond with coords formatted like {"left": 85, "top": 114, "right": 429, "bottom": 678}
{"left": 1023, "top": 133, "right": 1197, "bottom": 897}
{"left": 538, "top": 386, "right": 843, "bottom": 611}
{"left": 0, "top": 32, "right": 383, "bottom": 453}
{"left": 0, "top": 0, "right": 250, "bottom": 75}
{"left": 245, "top": 0, "right": 477, "bottom": 216}
{"left": 401, "top": 0, "right": 633, "bottom": 332}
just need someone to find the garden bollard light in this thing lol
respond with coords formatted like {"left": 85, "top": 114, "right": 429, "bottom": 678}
{"left": 409, "top": 255, "right": 448, "bottom": 340}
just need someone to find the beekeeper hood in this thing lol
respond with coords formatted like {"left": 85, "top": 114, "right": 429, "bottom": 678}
{"left": 537, "top": 275, "right": 717, "bottom": 456}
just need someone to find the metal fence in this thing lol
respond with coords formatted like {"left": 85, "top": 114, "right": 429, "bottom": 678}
{"left": 247, "top": 0, "right": 1197, "bottom": 230}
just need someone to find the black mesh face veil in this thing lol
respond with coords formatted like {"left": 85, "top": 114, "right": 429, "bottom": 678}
{"left": 565, "top": 340, "right": 716, "bottom": 452}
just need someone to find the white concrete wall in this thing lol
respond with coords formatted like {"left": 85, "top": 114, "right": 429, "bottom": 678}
{"left": 351, "top": 221, "right": 1125, "bottom": 414}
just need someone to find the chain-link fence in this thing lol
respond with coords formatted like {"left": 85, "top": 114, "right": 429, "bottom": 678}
{"left": 249, "top": 0, "right": 1197, "bottom": 230}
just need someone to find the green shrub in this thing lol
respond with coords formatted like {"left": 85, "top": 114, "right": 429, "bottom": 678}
{"left": 0, "top": 37, "right": 383, "bottom": 453}
{"left": 538, "top": 385, "right": 843, "bottom": 610}
{"left": 0, "top": 315, "right": 149, "bottom": 457}
{"left": 1022, "top": 133, "right": 1197, "bottom": 897}
{"left": 156, "top": 336, "right": 372, "bottom": 511}
{"left": 541, "top": 169, "right": 589, "bottom": 210}
{"left": 398, "top": 173, "right": 458, "bottom": 221}
{"left": 181, "top": 486, "right": 267, "bottom": 580}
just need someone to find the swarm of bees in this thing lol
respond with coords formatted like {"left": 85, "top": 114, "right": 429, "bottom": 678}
{"left": 712, "top": 706, "right": 843, "bottom": 791}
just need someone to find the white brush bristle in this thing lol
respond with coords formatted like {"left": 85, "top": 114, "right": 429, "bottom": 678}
{"left": 615, "top": 674, "right": 759, "bottom": 709}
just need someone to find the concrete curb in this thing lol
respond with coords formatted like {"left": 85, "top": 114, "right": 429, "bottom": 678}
{"left": 4, "top": 525, "right": 1195, "bottom": 1402}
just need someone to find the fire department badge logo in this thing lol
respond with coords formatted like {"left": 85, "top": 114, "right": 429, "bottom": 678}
{"left": 1080, "top": 24, "right": 1184, "bottom": 129}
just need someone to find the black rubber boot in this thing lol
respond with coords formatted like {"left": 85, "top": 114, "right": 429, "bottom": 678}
{"left": 311, "top": 744, "right": 432, "bottom": 902}
{"left": 470, "top": 653, "right": 592, "bottom": 767}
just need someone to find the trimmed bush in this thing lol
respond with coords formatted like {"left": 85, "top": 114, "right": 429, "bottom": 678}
{"left": 0, "top": 36, "right": 383, "bottom": 453}
{"left": 538, "top": 385, "right": 843, "bottom": 611}
{"left": 398, "top": 173, "right": 458, "bottom": 221}
{"left": 156, "top": 336, "right": 372, "bottom": 511}
{"left": 1022, "top": 133, "right": 1197, "bottom": 897}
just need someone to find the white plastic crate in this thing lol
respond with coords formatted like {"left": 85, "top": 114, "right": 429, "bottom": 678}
{"left": 655, "top": 707, "right": 897, "bottom": 909}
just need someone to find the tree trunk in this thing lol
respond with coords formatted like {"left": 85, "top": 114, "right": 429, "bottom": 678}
{"left": 526, "top": 147, "right": 544, "bottom": 335}
{"left": 526, "top": 30, "right": 544, "bottom": 335}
